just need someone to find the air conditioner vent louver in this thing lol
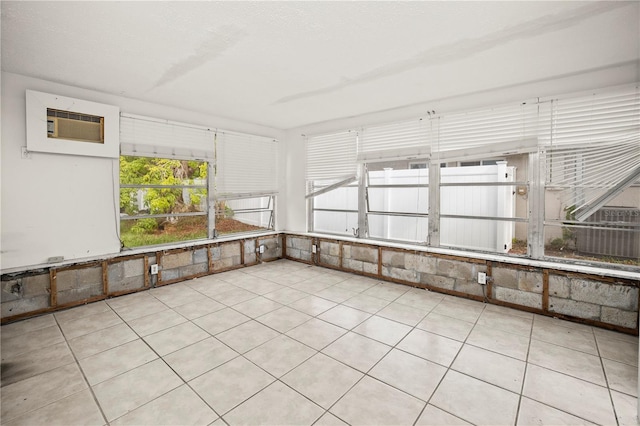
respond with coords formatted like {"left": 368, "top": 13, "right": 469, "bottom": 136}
{"left": 576, "top": 207, "right": 640, "bottom": 259}
{"left": 47, "top": 108, "right": 102, "bottom": 123}
{"left": 47, "top": 108, "right": 104, "bottom": 143}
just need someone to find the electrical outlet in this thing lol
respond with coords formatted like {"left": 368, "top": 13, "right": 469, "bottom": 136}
{"left": 259, "top": 245, "right": 265, "bottom": 254}
{"left": 312, "top": 244, "right": 317, "bottom": 253}
{"left": 150, "top": 264, "right": 159, "bottom": 275}
{"left": 478, "top": 272, "right": 487, "bottom": 285}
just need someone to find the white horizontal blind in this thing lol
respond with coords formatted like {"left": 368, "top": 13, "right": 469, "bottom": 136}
{"left": 358, "top": 119, "right": 429, "bottom": 162}
{"left": 120, "top": 114, "right": 215, "bottom": 160}
{"left": 545, "top": 86, "right": 640, "bottom": 216}
{"left": 307, "top": 130, "right": 358, "bottom": 181}
{"left": 216, "top": 131, "right": 278, "bottom": 196}
{"left": 433, "top": 103, "right": 540, "bottom": 153}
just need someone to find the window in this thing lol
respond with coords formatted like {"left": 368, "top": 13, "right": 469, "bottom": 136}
{"left": 306, "top": 86, "right": 639, "bottom": 267}
{"left": 543, "top": 87, "right": 640, "bottom": 265}
{"left": 120, "top": 156, "right": 209, "bottom": 248}
{"left": 307, "top": 131, "right": 359, "bottom": 236}
{"left": 215, "top": 131, "right": 278, "bottom": 236}
{"left": 366, "top": 162, "right": 429, "bottom": 243}
{"left": 119, "top": 114, "right": 277, "bottom": 247}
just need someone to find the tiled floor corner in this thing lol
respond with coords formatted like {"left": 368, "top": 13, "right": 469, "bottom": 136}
{"left": 1, "top": 259, "right": 638, "bottom": 425}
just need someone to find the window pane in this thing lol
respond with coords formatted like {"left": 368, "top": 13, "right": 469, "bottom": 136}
{"left": 314, "top": 211, "right": 358, "bottom": 235}
{"left": 121, "top": 216, "right": 207, "bottom": 248}
{"left": 441, "top": 217, "right": 518, "bottom": 253}
{"left": 368, "top": 168, "right": 428, "bottom": 215}
{"left": 544, "top": 175, "right": 639, "bottom": 265}
{"left": 217, "top": 196, "right": 274, "bottom": 235}
{"left": 368, "top": 215, "right": 427, "bottom": 243}
{"left": 120, "top": 156, "right": 208, "bottom": 248}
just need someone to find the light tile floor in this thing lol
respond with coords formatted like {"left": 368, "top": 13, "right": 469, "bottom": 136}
{"left": 1, "top": 259, "right": 638, "bottom": 425}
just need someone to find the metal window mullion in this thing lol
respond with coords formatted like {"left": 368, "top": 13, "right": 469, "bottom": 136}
{"left": 440, "top": 214, "right": 528, "bottom": 222}
{"left": 208, "top": 162, "right": 216, "bottom": 238}
{"left": 357, "top": 163, "right": 368, "bottom": 238}
{"left": 440, "top": 181, "right": 528, "bottom": 187}
{"left": 368, "top": 211, "right": 430, "bottom": 218}
{"left": 428, "top": 161, "right": 440, "bottom": 247}
{"left": 528, "top": 151, "right": 545, "bottom": 258}
{"left": 313, "top": 208, "right": 359, "bottom": 213}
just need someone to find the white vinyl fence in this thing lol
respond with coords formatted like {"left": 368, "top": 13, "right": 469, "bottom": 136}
{"left": 314, "top": 163, "right": 516, "bottom": 253}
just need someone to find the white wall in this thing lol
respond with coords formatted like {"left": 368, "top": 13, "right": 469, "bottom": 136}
{"left": 1, "top": 72, "right": 284, "bottom": 270}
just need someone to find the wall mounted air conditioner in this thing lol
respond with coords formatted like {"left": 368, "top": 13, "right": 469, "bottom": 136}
{"left": 47, "top": 109, "right": 104, "bottom": 144}
{"left": 576, "top": 207, "right": 640, "bottom": 259}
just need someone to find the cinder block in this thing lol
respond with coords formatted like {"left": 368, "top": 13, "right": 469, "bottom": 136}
{"left": 382, "top": 251, "right": 405, "bottom": 268}
{"left": 382, "top": 266, "right": 417, "bottom": 283}
{"left": 320, "top": 254, "right": 340, "bottom": 267}
{"left": 351, "top": 247, "right": 378, "bottom": 264}
{"left": 107, "top": 263, "right": 124, "bottom": 282}
{"left": 363, "top": 262, "right": 378, "bottom": 275}
{"left": 291, "top": 237, "right": 312, "bottom": 252}
{"left": 23, "top": 274, "right": 50, "bottom": 298}
{"left": 454, "top": 279, "right": 484, "bottom": 297}
{"left": 342, "top": 245, "right": 352, "bottom": 259}
{"left": 109, "top": 276, "right": 145, "bottom": 293}
{"left": 601, "top": 306, "right": 638, "bottom": 329}
{"left": 55, "top": 270, "right": 77, "bottom": 291}
{"left": 492, "top": 267, "right": 518, "bottom": 289}
{"left": 181, "top": 263, "right": 208, "bottom": 277}
{"left": 77, "top": 267, "right": 102, "bottom": 287}
{"left": 161, "top": 269, "right": 181, "bottom": 281}
{"left": 193, "top": 249, "right": 208, "bottom": 265}
{"left": 405, "top": 254, "right": 436, "bottom": 274}
{"left": 123, "top": 259, "right": 144, "bottom": 278}
{"left": 210, "top": 247, "right": 221, "bottom": 261}
{"left": 299, "top": 251, "right": 312, "bottom": 262}
{"left": 2, "top": 295, "right": 49, "bottom": 318}
{"left": 549, "top": 275, "right": 570, "bottom": 298}
{"left": 519, "top": 271, "right": 543, "bottom": 294}
{"left": 549, "top": 296, "right": 600, "bottom": 320}
{"left": 436, "top": 260, "right": 473, "bottom": 280}
{"left": 495, "top": 287, "right": 542, "bottom": 310}
{"left": 344, "top": 259, "right": 364, "bottom": 272}
{"left": 320, "top": 242, "right": 340, "bottom": 257}
{"left": 287, "top": 248, "right": 301, "bottom": 259}
{"left": 213, "top": 257, "right": 237, "bottom": 271}
{"left": 57, "top": 282, "right": 103, "bottom": 305}
{"left": 245, "top": 253, "right": 257, "bottom": 264}
{"left": 163, "top": 251, "right": 193, "bottom": 269}
{"left": 221, "top": 243, "right": 241, "bottom": 259}
{"left": 420, "top": 274, "right": 455, "bottom": 290}
{"left": 244, "top": 240, "right": 256, "bottom": 254}
{"left": 1, "top": 279, "right": 23, "bottom": 302}
{"left": 570, "top": 279, "right": 638, "bottom": 311}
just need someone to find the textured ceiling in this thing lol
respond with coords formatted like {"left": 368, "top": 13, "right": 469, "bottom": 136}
{"left": 2, "top": 1, "right": 639, "bottom": 129}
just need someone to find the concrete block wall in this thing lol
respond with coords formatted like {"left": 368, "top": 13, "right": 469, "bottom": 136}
{"left": 1, "top": 235, "right": 278, "bottom": 323}
{"left": 548, "top": 274, "right": 638, "bottom": 329}
{"left": 2, "top": 232, "right": 638, "bottom": 334}
{"left": 107, "top": 256, "right": 148, "bottom": 295}
{"left": 257, "top": 236, "right": 283, "bottom": 261}
{"left": 1, "top": 272, "right": 50, "bottom": 318}
{"left": 161, "top": 248, "right": 210, "bottom": 283}
{"left": 56, "top": 264, "right": 104, "bottom": 306}
{"left": 284, "top": 235, "right": 640, "bottom": 334}
{"left": 491, "top": 266, "right": 543, "bottom": 310}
